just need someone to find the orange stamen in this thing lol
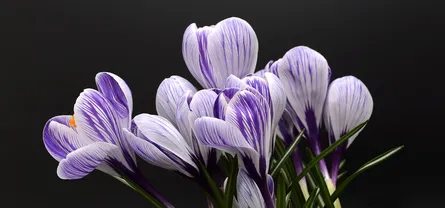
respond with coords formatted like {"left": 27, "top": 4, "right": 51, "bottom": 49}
{"left": 69, "top": 115, "right": 77, "bottom": 128}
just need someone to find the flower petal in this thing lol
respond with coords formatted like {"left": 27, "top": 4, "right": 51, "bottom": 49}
{"left": 236, "top": 169, "right": 265, "bottom": 208}
{"left": 277, "top": 46, "right": 330, "bottom": 138}
{"left": 225, "top": 74, "right": 248, "bottom": 89}
{"left": 277, "top": 106, "right": 299, "bottom": 146}
{"left": 213, "top": 87, "right": 240, "bottom": 119}
{"left": 194, "top": 117, "right": 260, "bottom": 171}
{"left": 176, "top": 90, "right": 218, "bottom": 165}
{"left": 132, "top": 114, "right": 198, "bottom": 173}
{"left": 225, "top": 90, "right": 272, "bottom": 173}
{"left": 74, "top": 89, "right": 135, "bottom": 165}
{"left": 95, "top": 72, "right": 133, "bottom": 120}
{"left": 254, "top": 69, "right": 265, "bottom": 77}
{"left": 123, "top": 129, "right": 197, "bottom": 177}
{"left": 207, "top": 17, "right": 259, "bottom": 88}
{"left": 156, "top": 76, "right": 197, "bottom": 125}
{"left": 182, "top": 23, "right": 217, "bottom": 88}
{"left": 57, "top": 142, "right": 118, "bottom": 180}
{"left": 43, "top": 116, "right": 92, "bottom": 161}
{"left": 324, "top": 76, "right": 373, "bottom": 147}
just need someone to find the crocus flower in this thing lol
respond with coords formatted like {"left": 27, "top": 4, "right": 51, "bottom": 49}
{"left": 275, "top": 46, "right": 331, "bottom": 178}
{"left": 182, "top": 17, "right": 258, "bottom": 89}
{"left": 234, "top": 169, "right": 273, "bottom": 208}
{"left": 194, "top": 72, "right": 285, "bottom": 208}
{"left": 156, "top": 76, "right": 219, "bottom": 170}
{"left": 156, "top": 75, "right": 197, "bottom": 126}
{"left": 43, "top": 72, "right": 171, "bottom": 206}
{"left": 324, "top": 76, "right": 373, "bottom": 185}
{"left": 176, "top": 89, "right": 220, "bottom": 169}
{"left": 123, "top": 114, "right": 200, "bottom": 178}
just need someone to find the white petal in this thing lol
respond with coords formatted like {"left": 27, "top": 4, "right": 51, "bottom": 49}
{"left": 324, "top": 76, "right": 373, "bottom": 147}
{"left": 156, "top": 76, "right": 197, "bottom": 125}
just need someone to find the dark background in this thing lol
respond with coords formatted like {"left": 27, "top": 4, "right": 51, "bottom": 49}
{"left": 3, "top": 0, "right": 444, "bottom": 207}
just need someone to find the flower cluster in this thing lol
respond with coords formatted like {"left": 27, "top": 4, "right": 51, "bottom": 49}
{"left": 43, "top": 17, "right": 402, "bottom": 208}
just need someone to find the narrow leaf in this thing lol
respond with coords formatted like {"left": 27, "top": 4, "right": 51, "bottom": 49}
{"left": 305, "top": 148, "right": 334, "bottom": 208}
{"left": 337, "top": 171, "right": 348, "bottom": 181}
{"left": 339, "top": 160, "right": 346, "bottom": 171}
{"left": 199, "top": 162, "right": 224, "bottom": 208}
{"left": 274, "top": 137, "right": 305, "bottom": 207}
{"left": 224, "top": 155, "right": 239, "bottom": 208}
{"left": 271, "top": 129, "right": 305, "bottom": 177}
{"left": 287, "top": 120, "right": 368, "bottom": 192}
{"left": 303, "top": 187, "right": 320, "bottom": 208}
{"left": 276, "top": 171, "right": 287, "bottom": 208}
{"left": 331, "top": 145, "right": 404, "bottom": 201}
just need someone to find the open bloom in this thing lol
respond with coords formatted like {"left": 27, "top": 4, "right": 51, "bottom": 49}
{"left": 182, "top": 17, "right": 258, "bottom": 89}
{"left": 194, "top": 72, "right": 285, "bottom": 208}
{"left": 43, "top": 72, "right": 136, "bottom": 180}
{"left": 324, "top": 75, "right": 373, "bottom": 184}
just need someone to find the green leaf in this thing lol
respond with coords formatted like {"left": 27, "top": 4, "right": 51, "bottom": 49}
{"left": 199, "top": 162, "right": 224, "bottom": 208}
{"left": 337, "top": 171, "right": 348, "bottom": 181}
{"left": 224, "top": 155, "right": 239, "bottom": 208}
{"left": 274, "top": 137, "right": 305, "bottom": 207}
{"left": 305, "top": 148, "right": 334, "bottom": 208}
{"left": 303, "top": 187, "right": 320, "bottom": 208}
{"left": 331, "top": 145, "right": 404, "bottom": 201}
{"left": 276, "top": 171, "right": 287, "bottom": 208}
{"left": 338, "top": 159, "right": 346, "bottom": 171}
{"left": 287, "top": 120, "right": 368, "bottom": 192}
{"left": 271, "top": 129, "right": 305, "bottom": 177}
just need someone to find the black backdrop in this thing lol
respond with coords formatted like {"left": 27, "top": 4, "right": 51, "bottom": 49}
{"left": 3, "top": 0, "right": 444, "bottom": 207}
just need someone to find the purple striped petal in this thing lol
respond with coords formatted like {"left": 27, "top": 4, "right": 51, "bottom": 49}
{"left": 131, "top": 114, "right": 198, "bottom": 177}
{"left": 277, "top": 46, "right": 330, "bottom": 140}
{"left": 182, "top": 23, "right": 215, "bottom": 88}
{"left": 324, "top": 76, "right": 373, "bottom": 147}
{"left": 254, "top": 69, "right": 265, "bottom": 77}
{"left": 236, "top": 169, "right": 265, "bottom": 208}
{"left": 43, "top": 116, "right": 92, "bottom": 162}
{"left": 264, "top": 59, "right": 281, "bottom": 75}
{"left": 213, "top": 87, "right": 240, "bottom": 119}
{"left": 74, "top": 89, "right": 136, "bottom": 166}
{"left": 225, "top": 75, "right": 248, "bottom": 89}
{"left": 194, "top": 117, "right": 260, "bottom": 172}
{"left": 57, "top": 142, "right": 118, "bottom": 180}
{"left": 176, "top": 90, "right": 218, "bottom": 165}
{"left": 225, "top": 90, "right": 272, "bottom": 173}
{"left": 182, "top": 17, "right": 258, "bottom": 89}
{"left": 123, "top": 129, "right": 198, "bottom": 177}
{"left": 277, "top": 107, "right": 298, "bottom": 146}
{"left": 156, "top": 76, "right": 197, "bottom": 125}
{"left": 95, "top": 72, "right": 133, "bottom": 120}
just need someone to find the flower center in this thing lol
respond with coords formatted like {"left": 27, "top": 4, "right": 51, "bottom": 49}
{"left": 69, "top": 115, "right": 77, "bottom": 128}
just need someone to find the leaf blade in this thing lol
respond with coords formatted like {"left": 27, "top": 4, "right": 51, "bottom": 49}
{"left": 271, "top": 129, "right": 305, "bottom": 177}
{"left": 331, "top": 145, "right": 404, "bottom": 201}
{"left": 287, "top": 120, "right": 369, "bottom": 192}
{"left": 302, "top": 187, "right": 320, "bottom": 208}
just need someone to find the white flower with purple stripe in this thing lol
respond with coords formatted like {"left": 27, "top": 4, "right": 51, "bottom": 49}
{"left": 176, "top": 89, "right": 220, "bottom": 169}
{"left": 194, "top": 72, "right": 285, "bottom": 207}
{"left": 182, "top": 17, "right": 258, "bottom": 89}
{"left": 43, "top": 72, "right": 136, "bottom": 180}
{"left": 274, "top": 46, "right": 331, "bottom": 177}
{"left": 324, "top": 76, "right": 373, "bottom": 185}
{"left": 124, "top": 114, "right": 200, "bottom": 178}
